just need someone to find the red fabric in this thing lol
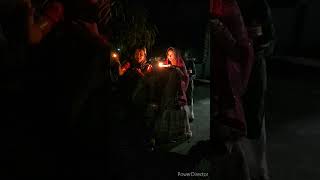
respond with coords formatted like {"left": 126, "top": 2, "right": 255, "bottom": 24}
{"left": 210, "top": 0, "right": 223, "bottom": 17}
{"left": 164, "top": 57, "right": 189, "bottom": 107}
{"left": 212, "top": 0, "right": 254, "bottom": 135}
{"left": 121, "top": 62, "right": 131, "bottom": 71}
{"left": 37, "top": 2, "right": 63, "bottom": 36}
{"left": 86, "top": 0, "right": 98, "bottom": 4}
{"left": 44, "top": 2, "right": 64, "bottom": 24}
{"left": 146, "top": 64, "right": 153, "bottom": 73}
{"left": 96, "top": 35, "right": 109, "bottom": 46}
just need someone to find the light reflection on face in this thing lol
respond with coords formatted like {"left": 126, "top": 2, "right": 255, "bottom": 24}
{"left": 167, "top": 50, "right": 177, "bottom": 66}
{"left": 135, "top": 49, "right": 146, "bottom": 64}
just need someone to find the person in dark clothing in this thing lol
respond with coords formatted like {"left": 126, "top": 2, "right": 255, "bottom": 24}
{"left": 210, "top": 0, "right": 254, "bottom": 142}
{"left": 0, "top": 0, "right": 64, "bottom": 120}
{"left": 123, "top": 47, "right": 153, "bottom": 137}
{"left": 1, "top": 0, "right": 113, "bottom": 177}
{"left": 237, "top": 0, "right": 275, "bottom": 138}
{"left": 112, "top": 47, "right": 153, "bottom": 122}
{"left": 16, "top": 0, "right": 111, "bottom": 177}
{"left": 184, "top": 51, "right": 197, "bottom": 122}
{"left": 118, "top": 47, "right": 153, "bottom": 97}
{"left": 237, "top": 0, "right": 276, "bottom": 179}
{"left": 0, "top": 0, "right": 68, "bottom": 176}
{"left": 109, "top": 46, "right": 155, "bottom": 179}
{"left": 208, "top": 1, "right": 258, "bottom": 179}
{"left": 152, "top": 47, "right": 192, "bottom": 143}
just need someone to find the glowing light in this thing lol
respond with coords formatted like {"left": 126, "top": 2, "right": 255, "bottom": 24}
{"left": 159, "top": 62, "right": 171, "bottom": 68}
{"left": 112, "top": 53, "right": 118, "bottom": 58}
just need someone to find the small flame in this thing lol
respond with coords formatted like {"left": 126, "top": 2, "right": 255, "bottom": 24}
{"left": 112, "top": 53, "right": 118, "bottom": 58}
{"left": 159, "top": 62, "right": 171, "bottom": 68}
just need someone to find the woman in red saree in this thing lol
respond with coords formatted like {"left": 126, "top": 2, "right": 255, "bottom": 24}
{"left": 155, "top": 47, "right": 192, "bottom": 142}
{"left": 210, "top": 0, "right": 254, "bottom": 142}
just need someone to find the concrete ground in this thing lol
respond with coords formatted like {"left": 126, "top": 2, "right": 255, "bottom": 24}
{"left": 266, "top": 59, "right": 320, "bottom": 180}
{"left": 169, "top": 81, "right": 210, "bottom": 154}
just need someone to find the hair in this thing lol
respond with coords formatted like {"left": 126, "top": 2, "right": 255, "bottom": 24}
{"left": 166, "top": 47, "right": 188, "bottom": 75}
{"left": 127, "top": 46, "right": 147, "bottom": 67}
{"left": 129, "top": 45, "right": 146, "bottom": 54}
{"left": 166, "top": 47, "right": 182, "bottom": 63}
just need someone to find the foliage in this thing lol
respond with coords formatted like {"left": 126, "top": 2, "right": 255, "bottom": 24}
{"left": 108, "top": 0, "right": 158, "bottom": 58}
{"left": 36, "top": 0, "right": 158, "bottom": 58}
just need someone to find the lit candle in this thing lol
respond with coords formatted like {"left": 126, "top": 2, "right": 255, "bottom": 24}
{"left": 159, "top": 62, "right": 171, "bottom": 68}
{"left": 112, "top": 53, "right": 118, "bottom": 58}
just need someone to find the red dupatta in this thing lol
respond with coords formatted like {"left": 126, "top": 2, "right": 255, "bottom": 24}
{"left": 210, "top": 0, "right": 223, "bottom": 17}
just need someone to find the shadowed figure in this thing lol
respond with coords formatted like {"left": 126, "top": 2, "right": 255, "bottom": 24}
{"left": 1, "top": 0, "right": 112, "bottom": 177}
{"left": 210, "top": 0, "right": 254, "bottom": 141}
{"left": 237, "top": 0, "right": 275, "bottom": 179}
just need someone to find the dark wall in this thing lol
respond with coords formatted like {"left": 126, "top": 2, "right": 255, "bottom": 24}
{"left": 300, "top": 1, "right": 320, "bottom": 58}
{"left": 271, "top": 0, "right": 320, "bottom": 58}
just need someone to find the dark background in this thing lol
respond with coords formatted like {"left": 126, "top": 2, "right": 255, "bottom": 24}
{"left": 138, "top": 0, "right": 209, "bottom": 58}
{"left": 138, "top": 0, "right": 320, "bottom": 60}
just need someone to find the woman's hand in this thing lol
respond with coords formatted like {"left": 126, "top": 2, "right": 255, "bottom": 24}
{"left": 135, "top": 68, "right": 145, "bottom": 77}
{"left": 119, "top": 62, "right": 131, "bottom": 76}
{"left": 26, "top": 1, "right": 64, "bottom": 44}
{"left": 146, "top": 64, "right": 153, "bottom": 73}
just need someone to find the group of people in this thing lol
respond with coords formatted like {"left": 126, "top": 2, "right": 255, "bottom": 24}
{"left": 1, "top": 0, "right": 197, "bottom": 177}
{"left": 110, "top": 46, "right": 194, "bottom": 151}
{"left": 210, "top": 0, "right": 275, "bottom": 180}
{"left": 0, "top": 0, "right": 276, "bottom": 179}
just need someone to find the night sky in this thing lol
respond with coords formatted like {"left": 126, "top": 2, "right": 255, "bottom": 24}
{"left": 138, "top": 0, "right": 209, "bottom": 58}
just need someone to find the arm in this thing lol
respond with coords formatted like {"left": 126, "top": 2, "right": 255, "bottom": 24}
{"left": 211, "top": 14, "right": 254, "bottom": 95}
{"left": 26, "top": 1, "right": 64, "bottom": 44}
{"left": 110, "top": 58, "right": 131, "bottom": 78}
{"left": 210, "top": 17, "right": 240, "bottom": 57}
{"left": 119, "top": 61, "right": 131, "bottom": 76}
{"left": 174, "top": 65, "right": 189, "bottom": 93}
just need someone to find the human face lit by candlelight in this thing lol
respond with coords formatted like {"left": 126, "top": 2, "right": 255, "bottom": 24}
{"left": 167, "top": 50, "right": 177, "bottom": 66}
{"left": 135, "top": 49, "right": 146, "bottom": 64}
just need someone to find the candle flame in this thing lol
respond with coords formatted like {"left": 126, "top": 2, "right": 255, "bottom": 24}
{"left": 159, "top": 62, "right": 170, "bottom": 68}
